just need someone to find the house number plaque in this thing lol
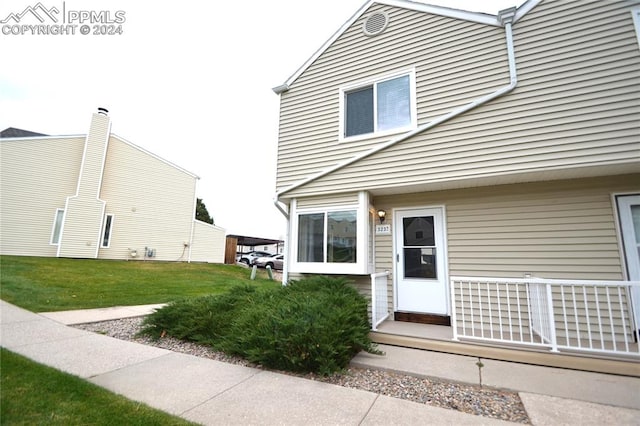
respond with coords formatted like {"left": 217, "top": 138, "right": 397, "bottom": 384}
{"left": 375, "top": 224, "right": 391, "bottom": 235}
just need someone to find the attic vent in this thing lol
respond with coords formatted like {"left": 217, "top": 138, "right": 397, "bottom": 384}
{"left": 363, "top": 12, "right": 389, "bottom": 36}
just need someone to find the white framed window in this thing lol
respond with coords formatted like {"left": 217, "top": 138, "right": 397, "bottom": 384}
{"left": 340, "top": 69, "right": 416, "bottom": 141}
{"left": 50, "top": 209, "right": 64, "bottom": 245}
{"left": 297, "top": 210, "right": 358, "bottom": 263}
{"left": 290, "top": 192, "right": 370, "bottom": 274}
{"left": 101, "top": 214, "right": 114, "bottom": 248}
{"left": 632, "top": 9, "right": 640, "bottom": 50}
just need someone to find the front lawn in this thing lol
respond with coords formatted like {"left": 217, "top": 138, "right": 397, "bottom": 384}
{"left": 0, "top": 348, "right": 195, "bottom": 425}
{"left": 0, "top": 255, "right": 279, "bottom": 312}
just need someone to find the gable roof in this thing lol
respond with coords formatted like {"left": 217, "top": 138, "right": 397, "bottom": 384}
{"left": 0, "top": 127, "right": 47, "bottom": 138}
{"left": 0, "top": 127, "right": 199, "bottom": 180}
{"left": 272, "top": 0, "right": 540, "bottom": 94}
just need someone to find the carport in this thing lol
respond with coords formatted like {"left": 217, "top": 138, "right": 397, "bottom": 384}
{"left": 224, "top": 235, "right": 284, "bottom": 264}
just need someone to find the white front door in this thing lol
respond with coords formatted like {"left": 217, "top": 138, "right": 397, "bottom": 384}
{"left": 395, "top": 207, "right": 448, "bottom": 314}
{"left": 617, "top": 195, "right": 640, "bottom": 330}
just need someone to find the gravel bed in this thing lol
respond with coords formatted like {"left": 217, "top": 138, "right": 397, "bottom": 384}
{"left": 76, "top": 317, "right": 530, "bottom": 424}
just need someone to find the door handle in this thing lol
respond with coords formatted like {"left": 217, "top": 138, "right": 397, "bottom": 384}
{"left": 396, "top": 254, "right": 399, "bottom": 262}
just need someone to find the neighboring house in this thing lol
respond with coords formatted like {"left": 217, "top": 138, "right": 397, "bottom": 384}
{"left": 272, "top": 0, "right": 640, "bottom": 372}
{"left": 0, "top": 108, "right": 225, "bottom": 263}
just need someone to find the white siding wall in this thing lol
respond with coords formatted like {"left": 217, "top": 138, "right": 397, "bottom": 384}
{"left": 98, "top": 136, "right": 198, "bottom": 261}
{"left": 0, "top": 137, "right": 84, "bottom": 257}
{"left": 190, "top": 220, "right": 226, "bottom": 263}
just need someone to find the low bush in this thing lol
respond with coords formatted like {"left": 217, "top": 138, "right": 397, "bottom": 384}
{"left": 141, "top": 276, "right": 379, "bottom": 375}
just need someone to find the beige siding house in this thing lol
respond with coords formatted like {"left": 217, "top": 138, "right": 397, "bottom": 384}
{"left": 272, "top": 0, "right": 640, "bottom": 373}
{"left": 1, "top": 109, "right": 225, "bottom": 263}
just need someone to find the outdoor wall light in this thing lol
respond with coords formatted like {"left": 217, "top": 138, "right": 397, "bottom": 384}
{"left": 377, "top": 209, "right": 386, "bottom": 223}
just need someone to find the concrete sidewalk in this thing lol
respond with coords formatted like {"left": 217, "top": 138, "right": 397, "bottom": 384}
{"left": 2, "top": 300, "right": 639, "bottom": 425}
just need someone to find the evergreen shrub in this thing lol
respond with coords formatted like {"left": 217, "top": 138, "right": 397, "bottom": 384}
{"left": 141, "top": 276, "right": 379, "bottom": 375}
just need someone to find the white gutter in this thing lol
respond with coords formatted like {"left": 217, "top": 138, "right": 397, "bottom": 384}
{"left": 273, "top": 196, "right": 289, "bottom": 219}
{"left": 273, "top": 6, "right": 519, "bottom": 280}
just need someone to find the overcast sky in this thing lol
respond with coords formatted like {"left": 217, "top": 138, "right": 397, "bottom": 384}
{"left": 0, "top": 0, "right": 525, "bottom": 240}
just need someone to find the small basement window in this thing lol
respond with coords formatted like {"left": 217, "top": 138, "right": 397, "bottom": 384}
{"left": 101, "top": 214, "right": 114, "bottom": 247}
{"left": 50, "top": 209, "right": 64, "bottom": 245}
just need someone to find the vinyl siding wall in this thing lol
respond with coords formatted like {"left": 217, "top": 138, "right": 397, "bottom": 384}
{"left": 296, "top": 193, "right": 360, "bottom": 209}
{"left": 0, "top": 137, "right": 84, "bottom": 257}
{"left": 189, "top": 220, "right": 226, "bottom": 263}
{"left": 373, "top": 175, "right": 638, "bottom": 281}
{"left": 276, "top": 3, "right": 507, "bottom": 194}
{"left": 370, "top": 175, "right": 638, "bottom": 319}
{"left": 98, "top": 136, "right": 198, "bottom": 261}
{"left": 276, "top": 0, "right": 640, "bottom": 198}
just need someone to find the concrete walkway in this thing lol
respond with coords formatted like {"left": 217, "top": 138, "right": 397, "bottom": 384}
{"left": 2, "top": 300, "right": 639, "bottom": 425}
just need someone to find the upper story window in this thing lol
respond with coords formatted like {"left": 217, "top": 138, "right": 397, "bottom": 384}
{"left": 340, "top": 70, "right": 416, "bottom": 141}
{"left": 632, "top": 9, "right": 640, "bottom": 50}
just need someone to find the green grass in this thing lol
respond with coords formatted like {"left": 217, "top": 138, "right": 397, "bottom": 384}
{"left": 0, "top": 255, "right": 279, "bottom": 312}
{"left": 0, "top": 348, "right": 195, "bottom": 425}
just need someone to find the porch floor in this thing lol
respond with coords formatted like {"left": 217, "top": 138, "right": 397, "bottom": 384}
{"left": 375, "top": 320, "right": 454, "bottom": 340}
{"left": 371, "top": 320, "right": 640, "bottom": 377}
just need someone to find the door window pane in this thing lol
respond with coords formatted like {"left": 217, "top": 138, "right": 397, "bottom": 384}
{"left": 298, "top": 213, "right": 324, "bottom": 262}
{"left": 327, "top": 211, "right": 357, "bottom": 263}
{"left": 345, "top": 86, "right": 374, "bottom": 137}
{"left": 403, "top": 216, "right": 435, "bottom": 246}
{"left": 377, "top": 75, "right": 410, "bottom": 131}
{"left": 404, "top": 248, "right": 437, "bottom": 279}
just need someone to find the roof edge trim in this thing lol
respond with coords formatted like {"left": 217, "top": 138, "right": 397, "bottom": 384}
{"left": 272, "top": 0, "right": 537, "bottom": 94}
{"left": 272, "top": 0, "right": 375, "bottom": 95}
{"left": 0, "top": 133, "right": 85, "bottom": 141}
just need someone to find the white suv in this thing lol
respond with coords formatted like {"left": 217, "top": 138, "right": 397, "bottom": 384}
{"left": 238, "top": 251, "right": 272, "bottom": 266}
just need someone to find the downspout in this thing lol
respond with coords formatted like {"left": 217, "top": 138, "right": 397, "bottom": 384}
{"left": 273, "top": 196, "right": 290, "bottom": 285}
{"left": 272, "top": 6, "right": 518, "bottom": 281}
{"left": 187, "top": 178, "right": 200, "bottom": 263}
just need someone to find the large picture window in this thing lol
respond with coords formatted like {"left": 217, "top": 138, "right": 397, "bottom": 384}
{"left": 342, "top": 71, "right": 415, "bottom": 139}
{"left": 297, "top": 210, "right": 357, "bottom": 263}
{"left": 291, "top": 192, "right": 370, "bottom": 274}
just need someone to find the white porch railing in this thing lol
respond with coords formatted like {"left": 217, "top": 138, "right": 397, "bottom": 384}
{"left": 451, "top": 276, "right": 640, "bottom": 357}
{"left": 370, "top": 271, "right": 390, "bottom": 331}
